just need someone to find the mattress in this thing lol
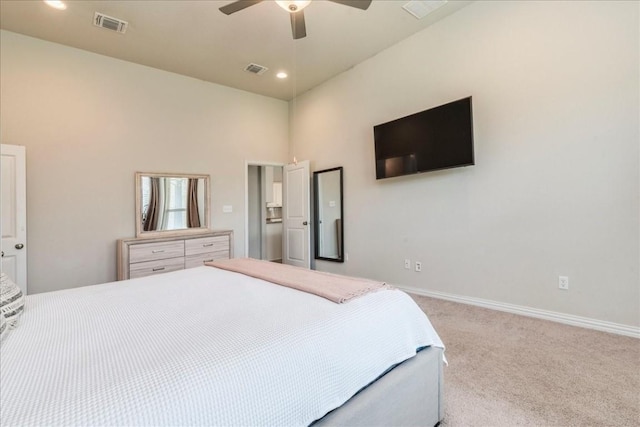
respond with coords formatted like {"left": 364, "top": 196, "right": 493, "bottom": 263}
{"left": 0, "top": 266, "right": 443, "bottom": 426}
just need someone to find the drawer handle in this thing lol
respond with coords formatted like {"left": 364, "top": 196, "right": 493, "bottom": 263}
{"left": 152, "top": 249, "right": 165, "bottom": 253}
{"left": 203, "top": 259, "right": 214, "bottom": 263}
{"left": 202, "top": 243, "right": 214, "bottom": 247}
{"left": 152, "top": 267, "right": 166, "bottom": 272}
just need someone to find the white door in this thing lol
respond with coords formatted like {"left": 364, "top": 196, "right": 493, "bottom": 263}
{"left": 282, "top": 160, "right": 310, "bottom": 268}
{"left": 1, "top": 144, "right": 27, "bottom": 294}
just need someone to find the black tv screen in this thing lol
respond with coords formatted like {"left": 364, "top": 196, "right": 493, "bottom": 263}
{"left": 374, "top": 97, "right": 474, "bottom": 179}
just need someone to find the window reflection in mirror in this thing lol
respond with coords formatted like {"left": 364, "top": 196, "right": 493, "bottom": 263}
{"left": 313, "top": 167, "right": 344, "bottom": 262}
{"left": 135, "top": 172, "right": 210, "bottom": 237}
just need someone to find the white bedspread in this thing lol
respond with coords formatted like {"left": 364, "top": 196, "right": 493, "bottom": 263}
{"left": 0, "top": 266, "right": 443, "bottom": 426}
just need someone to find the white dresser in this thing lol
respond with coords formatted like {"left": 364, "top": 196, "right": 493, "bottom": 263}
{"left": 117, "top": 230, "right": 233, "bottom": 280}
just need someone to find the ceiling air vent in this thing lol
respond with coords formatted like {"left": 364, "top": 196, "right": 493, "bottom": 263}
{"left": 244, "top": 63, "right": 269, "bottom": 75}
{"left": 94, "top": 12, "right": 128, "bottom": 34}
{"left": 402, "top": 0, "right": 447, "bottom": 19}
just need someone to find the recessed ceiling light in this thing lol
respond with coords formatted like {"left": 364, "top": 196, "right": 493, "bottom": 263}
{"left": 276, "top": 72, "right": 288, "bottom": 79}
{"left": 44, "top": 1, "right": 67, "bottom": 10}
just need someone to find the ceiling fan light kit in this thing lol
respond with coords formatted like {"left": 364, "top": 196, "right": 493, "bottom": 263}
{"left": 219, "top": 0, "right": 372, "bottom": 40}
{"left": 275, "top": 1, "right": 312, "bottom": 13}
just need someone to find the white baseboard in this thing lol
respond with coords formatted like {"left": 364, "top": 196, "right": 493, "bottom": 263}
{"left": 398, "top": 285, "right": 640, "bottom": 339}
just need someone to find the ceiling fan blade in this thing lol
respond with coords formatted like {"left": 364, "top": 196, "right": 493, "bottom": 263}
{"left": 219, "top": 0, "right": 263, "bottom": 15}
{"left": 290, "top": 10, "right": 307, "bottom": 40}
{"left": 327, "top": 0, "right": 372, "bottom": 10}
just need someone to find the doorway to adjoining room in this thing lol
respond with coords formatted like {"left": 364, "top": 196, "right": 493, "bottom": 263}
{"left": 247, "top": 164, "right": 283, "bottom": 263}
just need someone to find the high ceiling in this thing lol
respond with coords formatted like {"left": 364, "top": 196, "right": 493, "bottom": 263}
{"left": 0, "top": 0, "right": 472, "bottom": 101}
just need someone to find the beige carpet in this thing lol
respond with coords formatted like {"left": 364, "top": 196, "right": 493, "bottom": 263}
{"left": 409, "top": 294, "right": 640, "bottom": 427}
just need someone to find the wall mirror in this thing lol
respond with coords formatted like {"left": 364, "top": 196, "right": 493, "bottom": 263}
{"left": 313, "top": 167, "right": 344, "bottom": 262}
{"left": 135, "top": 172, "right": 210, "bottom": 237}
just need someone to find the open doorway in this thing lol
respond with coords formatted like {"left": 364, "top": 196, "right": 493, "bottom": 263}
{"left": 246, "top": 164, "right": 283, "bottom": 263}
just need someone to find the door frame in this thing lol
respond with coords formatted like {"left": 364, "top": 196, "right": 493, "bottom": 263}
{"left": 244, "top": 160, "right": 285, "bottom": 258}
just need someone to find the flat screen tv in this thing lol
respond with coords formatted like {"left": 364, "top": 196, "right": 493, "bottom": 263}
{"left": 374, "top": 97, "right": 474, "bottom": 180}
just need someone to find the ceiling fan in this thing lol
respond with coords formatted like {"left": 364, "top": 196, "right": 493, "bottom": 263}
{"left": 219, "top": 0, "right": 373, "bottom": 40}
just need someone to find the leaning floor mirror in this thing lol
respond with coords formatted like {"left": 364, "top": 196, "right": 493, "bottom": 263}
{"left": 135, "top": 172, "right": 210, "bottom": 237}
{"left": 313, "top": 167, "right": 344, "bottom": 262}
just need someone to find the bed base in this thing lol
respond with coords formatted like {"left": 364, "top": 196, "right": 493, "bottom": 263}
{"left": 313, "top": 346, "right": 444, "bottom": 426}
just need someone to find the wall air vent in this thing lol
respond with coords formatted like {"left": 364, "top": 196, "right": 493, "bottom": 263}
{"left": 94, "top": 12, "right": 128, "bottom": 34}
{"left": 244, "top": 63, "right": 269, "bottom": 75}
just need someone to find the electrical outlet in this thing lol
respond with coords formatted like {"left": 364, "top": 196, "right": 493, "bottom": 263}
{"left": 415, "top": 261, "right": 422, "bottom": 272}
{"left": 559, "top": 276, "right": 569, "bottom": 290}
{"left": 404, "top": 259, "right": 411, "bottom": 269}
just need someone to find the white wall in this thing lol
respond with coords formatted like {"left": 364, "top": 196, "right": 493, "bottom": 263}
{"left": 290, "top": 1, "right": 639, "bottom": 327}
{"left": 0, "top": 30, "right": 289, "bottom": 294}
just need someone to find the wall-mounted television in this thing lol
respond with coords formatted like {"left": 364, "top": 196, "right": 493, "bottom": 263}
{"left": 374, "top": 97, "right": 474, "bottom": 180}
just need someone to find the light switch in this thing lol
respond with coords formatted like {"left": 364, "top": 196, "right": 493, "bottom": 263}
{"left": 329, "top": 201, "right": 336, "bottom": 207}
{"left": 222, "top": 205, "right": 233, "bottom": 213}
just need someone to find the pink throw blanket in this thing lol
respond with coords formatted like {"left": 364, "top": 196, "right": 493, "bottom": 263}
{"left": 205, "top": 258, "right": 391, "bottom": 303}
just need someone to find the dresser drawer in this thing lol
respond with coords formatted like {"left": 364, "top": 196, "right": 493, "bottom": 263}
{"left": 129, "top": 241, "right": 185, "bottom": 264}
{"left": 129, "top": 257, "right": 184, "bottom": 279}
{"left": 185, "top": 235, "right": 229, "bottom": 256}
{"left": 185, "top": 250, "right": 230, "bottom": 269}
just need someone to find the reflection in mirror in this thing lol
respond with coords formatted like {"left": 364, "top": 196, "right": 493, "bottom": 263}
{"left": 313, "top": 167, "right": 344, "bottom": 262}
{"left": 135, "top": 172, "right": 210, "bottom": 237}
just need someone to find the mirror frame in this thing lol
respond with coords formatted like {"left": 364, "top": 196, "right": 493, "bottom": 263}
{"left": 135, "top": 172, "right": 211, "bottom": 238}
{"left": 313, "top": 167, "right": 344, "bottom": 263}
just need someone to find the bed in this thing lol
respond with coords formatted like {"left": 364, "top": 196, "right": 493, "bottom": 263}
{"left": 0, "top": 263, "right": 444, "bottom": 426}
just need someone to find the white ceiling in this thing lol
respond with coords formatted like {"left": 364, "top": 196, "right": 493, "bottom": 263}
{"left": 0, "top": 0, "right": 472, "bottom": 101}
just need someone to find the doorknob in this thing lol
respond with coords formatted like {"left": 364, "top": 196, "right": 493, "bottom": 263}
{"left": 303, "top": 221, "right": 308, "bottom": 225}
{"left": 1, "top": 251, "right": 3, "bottom": 257}
{"left": 15, "top": 243, "right": 24, "bottom": 250}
